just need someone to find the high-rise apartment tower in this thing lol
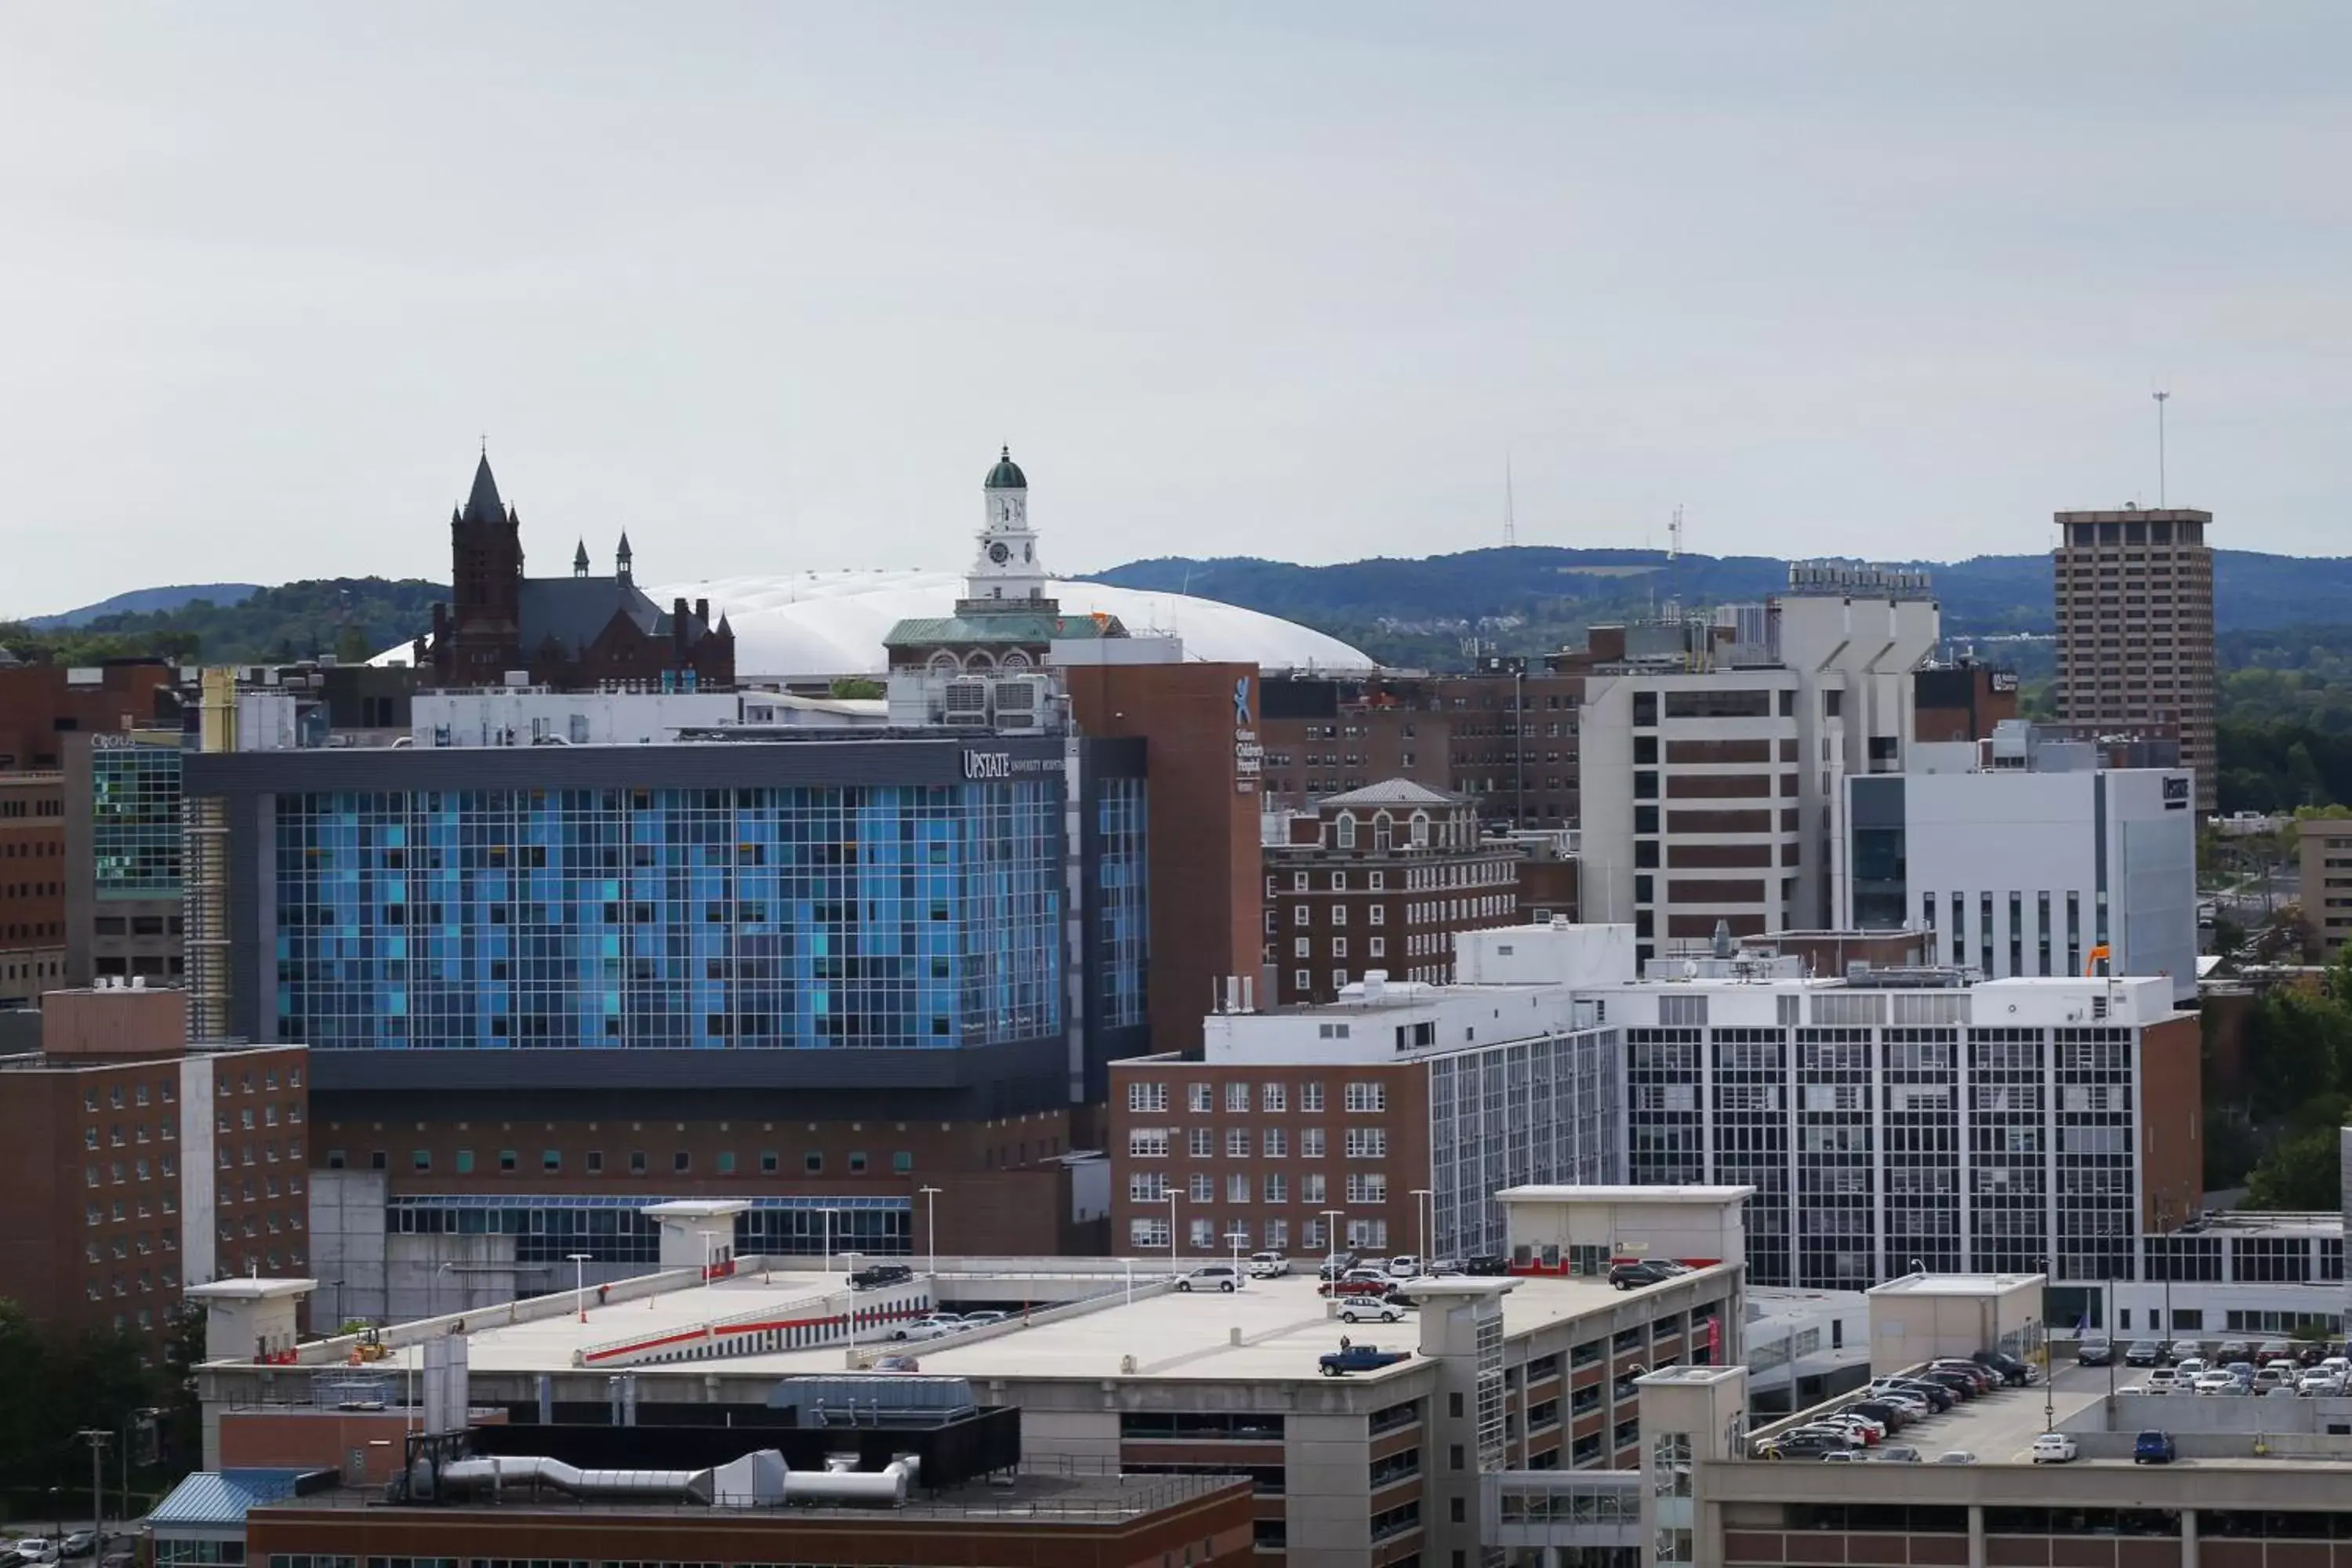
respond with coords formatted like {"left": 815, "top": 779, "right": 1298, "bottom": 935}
{"left": 2052, "top": 507, "right": 2216, "bottom": 814}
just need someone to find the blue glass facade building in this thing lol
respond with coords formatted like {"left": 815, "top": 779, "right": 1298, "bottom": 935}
{"left": 188, "top": 734, "right": 1150, "bottom": 1115}
{"left": 270, "top": 780, "right": 1063, "bottom": 1052}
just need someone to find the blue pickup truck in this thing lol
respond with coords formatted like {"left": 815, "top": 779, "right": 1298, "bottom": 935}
{"left": 1320, "top": 1341, "right": 1413, "bottom": 1377}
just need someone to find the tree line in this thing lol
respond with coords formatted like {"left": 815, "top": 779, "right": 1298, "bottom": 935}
{"left": 0, "top": 1301, "right": 201, "bottom": 1525}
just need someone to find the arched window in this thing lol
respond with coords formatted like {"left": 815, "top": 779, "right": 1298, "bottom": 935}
{"left": 1334, "top": 812, "right": 1357, "bottom": 850}
{"left": 1002, "top": 648, "right": 1032, "bottom": 670}
{"left": 966, "top": 649, "right": 997, "bottom": 671}
{"left": 927, "top": 651, "right": 960, "bottom": 675}
{"left": 1373, "top": 812, "right": 1393, "bottom": 852}
{"left": 1410, "top": 811, "right": 1431, "bottom": 848}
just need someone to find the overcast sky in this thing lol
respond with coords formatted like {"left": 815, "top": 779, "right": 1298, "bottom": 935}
{"left": 3, "top": 3, "right": 2347, "bottom": 615}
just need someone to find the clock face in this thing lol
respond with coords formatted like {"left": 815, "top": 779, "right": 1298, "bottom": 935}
{"left": 987, "top": 541, "right": 1011, "bottom": 564}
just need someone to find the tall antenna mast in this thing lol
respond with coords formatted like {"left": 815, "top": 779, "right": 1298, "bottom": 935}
{"left": 2152, "top": 389, "right": 2171, "bottom": 508}
{"left": 1503, "top": 453, "right": 1517, "bottom": 547}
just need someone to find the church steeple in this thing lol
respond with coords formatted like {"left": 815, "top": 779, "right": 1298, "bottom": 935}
{"left": 463, "top": 452, "right": 506, "bottom": 528}
{"left": 572, "top": 539, "right": 590, "bottom": 578}
{"left": 616, "top": 532, "right": 633, "bottom": 583}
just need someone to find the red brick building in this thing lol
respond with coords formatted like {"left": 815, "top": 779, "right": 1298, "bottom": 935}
{"left": 0, "top": 659, "right": 177, "bottom": 771}
{"left": 0, "top": 769, "right": 65, "bottom": 1004}
{"left": 1263, "top": 780, "right": 1523, "bottom": 1004}
{"left": 0, "top": 984, "right": 307, "bottom": 1345}
{"left": 1064, "top": 657, "right": 1267, "bottom": 1060}
{"left": 1258, "top": 659, "right": 1592, "bottom": 832}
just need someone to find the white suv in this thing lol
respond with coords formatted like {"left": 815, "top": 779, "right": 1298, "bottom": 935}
{"left": 1247, "top": 1251, "right": 1290, "bottom": 1279}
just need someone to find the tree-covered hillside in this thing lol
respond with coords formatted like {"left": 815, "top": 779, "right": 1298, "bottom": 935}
{"left": 0, "top": 578, "right": 447, "bottom": 666}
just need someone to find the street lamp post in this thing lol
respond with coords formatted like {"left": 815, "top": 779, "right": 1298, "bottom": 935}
{"left": 1320, "top": 1208, "right": 1346, "bottom": 1288}
{"left": 1167, "top": 1192, "right": 1182, "bottom": 1278}
{"left": 568, "top": 1253, "right": 591, "bottom": 1323}
{"left": 1410, "top": 1188, "right": 1432, "bottom": 1265}
{"left": 918, "top": 1185, "right": 942, "bottom": 1282}
{"left": 819, "top": 1207, "right": 839, "bottom": 1279}
{"left": 1225, "top": 1230, "right": 1249, "bottom": 1292}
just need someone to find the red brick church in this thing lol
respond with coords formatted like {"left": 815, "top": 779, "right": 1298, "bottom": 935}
{"left": 414, "top": 454, "right": 734, "bottom": 690}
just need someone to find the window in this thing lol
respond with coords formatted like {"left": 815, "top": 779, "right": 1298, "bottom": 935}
{"left": 1128, "top": 1082, "right": 1169, "bottom": 1113}
{"left": 411, "top": 1150, "right": 430, "bottom": 1173}
{"left": 1229, "top": 1173, "right": 1252, "bottom": 1203}
{"left": 1261, "top": 1083, "right": 1287, "bottom": 1112}
{"left": 1131, "top": 1127, "right": 1171, "bottom": 1158}
{"left": 1301, "top": 1127, "right": 1326, "bottom": 1159}
{"left": 541, "top": 1149, "right": 561, "bottom": 1173}
{"left": 1226, "top": 1082, "right": 1251, "bottom": 1112}
{"left": 1346, "top": 1172, "right": 1388, "bottom": 1203}
{"left": 1302, "top": 1173, "right": 1327, "bottom": 1205}
{"left": 1189, "top": 1127, "right": 1214, "bottom": 1157}
{"left": 1264, "top": 1172, "right": 1289, "bottom": 1204}
{"left": 1345, "top": 1081, "right": 1387, "bottom": 1112}
{"left": 497, "top": 1149, "right": 516, "bottom": 1173}
{"left": 1188, "top": 1083, "right": 1214, "bottom": 1114}
{"left": 1345, "top": 1127, "right": 1388, "bottom": 1159}
{"left": 1227, "top": 1128, "right": 1250, "bottom": 1158}
{"left": 1262, "top": 1127, "right": 1287, "bottom": 1158}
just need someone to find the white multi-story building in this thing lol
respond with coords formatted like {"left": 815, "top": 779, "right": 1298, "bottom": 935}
{"left": 1579, "top": 563, "right": 1936, "bottom": 966}
{"left": 1846, "top": 720, "right": 2199, "bottom": 1004}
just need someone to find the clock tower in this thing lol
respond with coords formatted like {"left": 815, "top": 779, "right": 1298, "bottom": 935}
{"left": 965, "top": 445, "right": 1053, "bottom": 606}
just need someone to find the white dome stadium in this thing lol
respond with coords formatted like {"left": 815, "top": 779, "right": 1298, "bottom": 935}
{"left": 643, "top": 569, "right": 1376, "bottom": 677}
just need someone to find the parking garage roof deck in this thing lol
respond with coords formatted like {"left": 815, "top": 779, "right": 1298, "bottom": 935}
{"left": 274, "top": 1265, "right": 1731, "bottom": 1386}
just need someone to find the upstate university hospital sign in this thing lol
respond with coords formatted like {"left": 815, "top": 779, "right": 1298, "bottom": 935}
{"left": 961, "top": 750, "right": 1054, "bottom": 780}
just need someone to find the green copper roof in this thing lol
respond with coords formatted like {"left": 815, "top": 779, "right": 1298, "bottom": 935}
{"left": 884, "top": 610, "right": 1126, "bottom": 647}
{"left": 984, "top": 445, "right": 1028, "bottom": 490}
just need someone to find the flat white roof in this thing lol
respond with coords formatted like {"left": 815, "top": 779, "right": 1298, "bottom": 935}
{"left": 641, "top": 1200, "right": 753, "bottom": 1218}
{"left": 1867, "top": 1272, "right": 2046, "bottom": 1298}
{"left": 1497, "top": 1185, "right": 1757, "bottom": 1205}
{"left": 187, "top": 1277, "right": 317, "bottom": 1301}
{"left": 363, "top": 1266, "right": 1730, "bottom": 1386}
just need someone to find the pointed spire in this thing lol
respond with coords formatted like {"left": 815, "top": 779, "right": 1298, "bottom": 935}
{"left": 463, "top": 452, "right": 505, "bottom": 527}
{"left": 716, "top": 611, "right": 733, "bottom": 638}
{"left": 572, "top": 539, "right": 590, "bottom": 578}
{"left": 615, "top": 532, "right": 633, "bottom": 583}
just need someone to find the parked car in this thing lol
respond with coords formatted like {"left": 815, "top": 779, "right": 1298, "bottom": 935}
{"left": 1609, "top": 1260, "right": 1686, "bottom": 1290}
{"left": 2174, "top": 1356, "right": 2208, "bottom": 1381}
{"left": 1755, "top": 1430, "right": 1859, "bottom": 1460}
{"left": 895, "top": 1314, "right": 966, "bottom": 1341}
{"left": 1926, "top": 1363, "right": 1993, "bottom": 1393}
{"left": 2169, "top": 1341, "right": 2206, "bottom": 1366}
{"left": 2252, "top": 1366, "right": 2290, "bottom": 1394}
{"left": 1175, "top": 1265, "right": 1240, "bottom": 1294}
{"left": 2125, "top": 1341, "right": 2164, "bottom": 1367}
{"left": 1464, "top": 1254, "right": 1510, "bottom": 1276}
{"left": 957, "top": 1309, "right": 1012, "bottom": 1327}
{"left": 2193, "top": 1369, "right": 2241, "bottom": 1395}
{"left": 2029, "top": 1433, "right": 2078, "bottom": 1464}
{"left": 2215, "top": 1340, "right": 2253, "bottom": 1364}
{"left": 2296, "top": 1369, "right": 2343, "bottom": 1396}
{"left": 2133, "top": 1429, "right": 2177, "bottom": 1465}
{"left": 57, "top": 1538, "right": 96, "bottom": 1563}
{"left": 871, "top": 1354, "right": 922, "bottom": 1373}
{"left": 1918, "top": 1373, "right": 1978, "bottom": 1401}
{"left": 1849, "top": 1399, "right": 1911, "bottom": 1432}
{"left": 1822, "top": 1414, "right": 1884, "bottom": 1444}
{"left": 1317, "top": 1253, "right": 1363, "bottom": 1280}
{"left": 849, "top": 1262, "right": 913, "bottom": 1291}
{"left": 1247, "top": 1251, "right": 1290, "bottom": 1279}
{"left": 1973, "top": 1349, "right": 2035, "bottom": 1386}
{"left": 1932, "top": 1450, "right": 1977, "bottom": 1465}
{"left": 1880, "top": 1380, "right": 1955, "bottom": 1413}
{"left": 1319, "top": 1341, "right": 1412, "bottom": 1377}
{"left": 1386, "top": 1254, "right": 1422, "bottom": 1278}
{"left": 1338, "top": 1300, "right": 1412, "bottom": 1325}
{"left": 2145, "top": 1367, "right": 2181, "bottom": 1392}
{"left": 1876, "top": 1446, "right": 1922, "bottom": 1463}
{"left": 2076, "top": 1334, "right": 2114, "bottom": 1367}
{"left": 1423, "top": 1258, "right": 1465, "bottom": 1276}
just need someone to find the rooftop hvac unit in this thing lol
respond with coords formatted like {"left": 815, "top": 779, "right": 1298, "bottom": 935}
{"left": 990, "top": 675, "right": 1050, "bottom": 732}
{"left": 941, "top": 677, "right": 990, "bottom": 726}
